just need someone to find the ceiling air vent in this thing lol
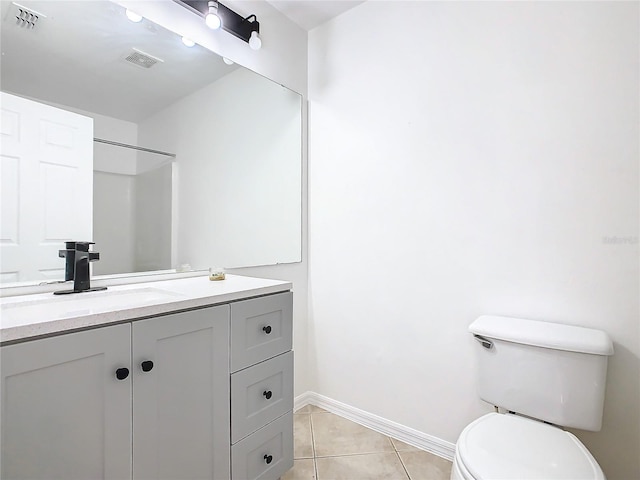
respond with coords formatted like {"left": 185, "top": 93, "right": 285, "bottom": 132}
{"left": 7, "top": 2, "right": 45, "bottom": 29}
{"left": 124, "top": 48, "right": 164, "bottom": 69}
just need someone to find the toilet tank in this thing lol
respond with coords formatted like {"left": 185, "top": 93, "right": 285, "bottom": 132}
{"left": 469, "top": 315, "right": 614, "bottom": 431}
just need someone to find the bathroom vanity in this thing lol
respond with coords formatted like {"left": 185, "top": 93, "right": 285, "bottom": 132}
{"left": 0, "top": 275, "right": 294, "bottom": 480}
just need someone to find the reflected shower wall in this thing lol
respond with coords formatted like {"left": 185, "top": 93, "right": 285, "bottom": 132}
{"left": 92, "top": 140, "right": 174, "bottom": 276}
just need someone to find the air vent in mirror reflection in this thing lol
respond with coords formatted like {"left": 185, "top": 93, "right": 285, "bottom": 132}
{"left": 7, "top": 2, "right": 46, "bottom": 30}
{"left": 124, "top": 48, "right": 164, "bottom": 69}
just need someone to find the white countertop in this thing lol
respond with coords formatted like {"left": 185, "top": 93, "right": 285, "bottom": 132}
{"left": 0, "top": 274, "right": 292, "bottom": 344}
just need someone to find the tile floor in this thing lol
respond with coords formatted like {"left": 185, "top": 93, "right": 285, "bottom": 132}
{"left": 283, "top": 405, "right": 452, "bottom": 480}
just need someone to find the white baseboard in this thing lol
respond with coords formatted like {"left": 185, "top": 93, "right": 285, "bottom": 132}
{"left": 293, "top": 391, "right": 315, "bottom": 412}
{"left": 294, "top": 391, "right": 456, "bottom": 461}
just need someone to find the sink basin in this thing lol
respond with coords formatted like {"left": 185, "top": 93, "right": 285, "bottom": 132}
{"left": 1, "top": 288, "right": 185, "bottom": 326}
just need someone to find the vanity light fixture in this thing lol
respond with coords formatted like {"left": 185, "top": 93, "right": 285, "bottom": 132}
{"left": 204, "top": 1, "right": 221, "bottom": 29}
{"left": 182, "top": 36, "right": 196, "bottom": 47}
{"left": 125, "top": 9, "right": 143, "bottom": 23}
{"left": 248, "top": 30, "right": 261, "bottom": 50}
{"left": 175, "top": 0, "right": 261, "bottom": 50}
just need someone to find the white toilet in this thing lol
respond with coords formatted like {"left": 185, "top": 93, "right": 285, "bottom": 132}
{"left": 452, "top": 315, "right": 614, "bottom": 480}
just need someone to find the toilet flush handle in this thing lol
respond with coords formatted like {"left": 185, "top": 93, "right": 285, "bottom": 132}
{"left": 473, "top": 334, "right": 494, "bottom": 350}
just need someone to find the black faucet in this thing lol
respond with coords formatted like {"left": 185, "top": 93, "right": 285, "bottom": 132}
{"left": 55, "top": 241, "right": 107, "bottom": 295}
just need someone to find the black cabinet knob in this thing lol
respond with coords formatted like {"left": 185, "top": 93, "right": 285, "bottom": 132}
{"left": 263, "top": 325, "right": 272, "bottom": 334}
{"left": 115, "top": 367, "right": 129, "bottom": 380}
{"left": 264, "top": 454, "right": 273, "bottom": 465}
{"left": 263, "top": 390, "right": 273, "bottom": 400}
{"left": 141, "top": 360, "right": 154, "bottom": 372}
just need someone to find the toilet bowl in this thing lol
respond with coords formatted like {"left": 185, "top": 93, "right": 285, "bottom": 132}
{"left": 452, "top": 315, "right": 613, "bottom": 480}
{"left": 451, "top": 413, "right": 605, "bottom": 480}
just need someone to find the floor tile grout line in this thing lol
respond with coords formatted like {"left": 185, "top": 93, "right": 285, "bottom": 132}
{"left": 314, "top": 450, "right": 402, "bottom": 459}
{"left": 309, "top": 414, "right": 317, "bottom": 458}
{"left": 390, "top": 435, "right": 413, "bottom": 478}
{"left": 310, "top": 413, "right": 319, "bottom": 479}
{"left": 395, "top": 449, "right": 412, "bottom": 480}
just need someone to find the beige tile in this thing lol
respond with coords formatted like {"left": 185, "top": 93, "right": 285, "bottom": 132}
{"left": 294, "top": 414, "right": 314, "bottom": 459}
{"left": 390, "top": 438, "right": 421, "bottom": 452}
{"left": 398, "top": 451, "right": 452, "bottom": 480}
{"left": 312, "top": 413, "right": 394, "bottom": 457}
{"left": 316, "top": 453, "right": 409, "bottom": 480}
{"left": 308, "top": 405, "right": 328, "bottom": 413}
{"left": 295, "top": 405, "right": 328, "bottom": 414}
{"left": 282, "top": 458, "right": 316, "bottom": 480}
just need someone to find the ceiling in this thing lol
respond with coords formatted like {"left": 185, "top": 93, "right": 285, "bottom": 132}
{"left": 0, "top": 1, "right": 234, "bottom": 122}
{"left": 265, "top": 0, "right": 365, "bottom": 31}
{"left": 0, "top": 0, "right": 362, "bottom": 123}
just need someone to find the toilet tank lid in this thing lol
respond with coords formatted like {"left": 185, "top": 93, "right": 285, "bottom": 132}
{"left": 469, "top": 315, "right": 614, "bottom": 355}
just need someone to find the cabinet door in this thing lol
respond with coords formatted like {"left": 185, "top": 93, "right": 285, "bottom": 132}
{"left": 133, "top": 305, "right": 230, "bottom": 480}
{"left": 0, "top": 324, "right": 131, "bottom": 480}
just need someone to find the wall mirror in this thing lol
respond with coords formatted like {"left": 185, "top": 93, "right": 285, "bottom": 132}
{"left": 0, "top": 0, "right": 302, "bottom": 287}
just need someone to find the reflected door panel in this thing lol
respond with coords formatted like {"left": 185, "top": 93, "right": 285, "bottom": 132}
{"left": 0, "top": 92, "right": 93, "bottom": 283}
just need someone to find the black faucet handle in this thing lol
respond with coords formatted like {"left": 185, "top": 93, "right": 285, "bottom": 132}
{"left": 59, "top": 248, "right": 76, "bottom": 281}
{"left": 89, "top": 252, "right": 100, "bottom": 261}
{"left": 74, "top": 241, "right": 94, "bottom": 252}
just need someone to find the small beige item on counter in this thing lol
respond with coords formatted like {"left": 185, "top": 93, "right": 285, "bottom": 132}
{"left": 209, "top": 267, "right": 225, "bottom": 281}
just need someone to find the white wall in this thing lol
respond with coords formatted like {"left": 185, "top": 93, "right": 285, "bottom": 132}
{"left": 308, "top": 2, "right": 639, "bottom": 479}
{"left": 134, "top": 163, "right": 173, "bottom": 272}
{"left": 93, "top": 172, "right": 136, "bottom": 275}
{"left": 138, "top": 67, "right": 301, "bottom": 269}
{"left": 114, "top": 0, "right": 310, "bottom": 395}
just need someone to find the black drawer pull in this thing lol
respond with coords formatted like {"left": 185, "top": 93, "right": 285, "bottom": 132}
{"left": 263, "top": 325, "right": 272, "bottom": 334}
{"left": 115, "top": 367, "right": 129, "bottom": 380}
{"left": 141, "top": 360, "right": 154, "bottom": 372}
{"left": 263, "top": 390, "right": 273, "bottom": 400}
{"left": 264, "top": 454, "right": 273, "bottom": 464}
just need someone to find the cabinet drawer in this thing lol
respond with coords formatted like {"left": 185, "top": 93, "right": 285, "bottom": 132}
{"left": 231, "top": 411, "right": 293, "bottom": 480}
{"left": 230, "top": 292, "right": 292, "bottom": 373}
{"left": 231, "top": 351, "right": 293, "bottom": 443}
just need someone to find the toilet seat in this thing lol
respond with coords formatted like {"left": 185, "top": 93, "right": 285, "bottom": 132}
{"left": 456, "top": 413, "right": 605, "bottom": 480}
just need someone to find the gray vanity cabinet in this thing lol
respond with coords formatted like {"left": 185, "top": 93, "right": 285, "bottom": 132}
{"left": 0, "top": 290, "right": 293, "bottom": 480}
{"left": 1, "top": 306, "right": 230, "bottom": 480}
{"left": 230, "top": 292, "right": 294, "bottom": 480}
{"left": 0, "top": 324, "right": 132, "bottom": 480}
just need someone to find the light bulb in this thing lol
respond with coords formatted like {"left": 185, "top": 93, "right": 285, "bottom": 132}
{"left": 249, "top": 31, "right": 261, "bottom": 50}
{"left": 223, "top": 57, "right": 234, "bottom": 65}
{"left": 125, "top": 9, "right": 143, "bottom": 23}
{"left": 205, "top": 1, "right": 221, "bottom": 29}
{"left": 182, "top": 37, "right": 195, "bottom": 47}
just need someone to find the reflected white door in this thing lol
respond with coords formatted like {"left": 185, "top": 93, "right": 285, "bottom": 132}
{"left": 0, "top": 92, "right": 93, "bottom": 283}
